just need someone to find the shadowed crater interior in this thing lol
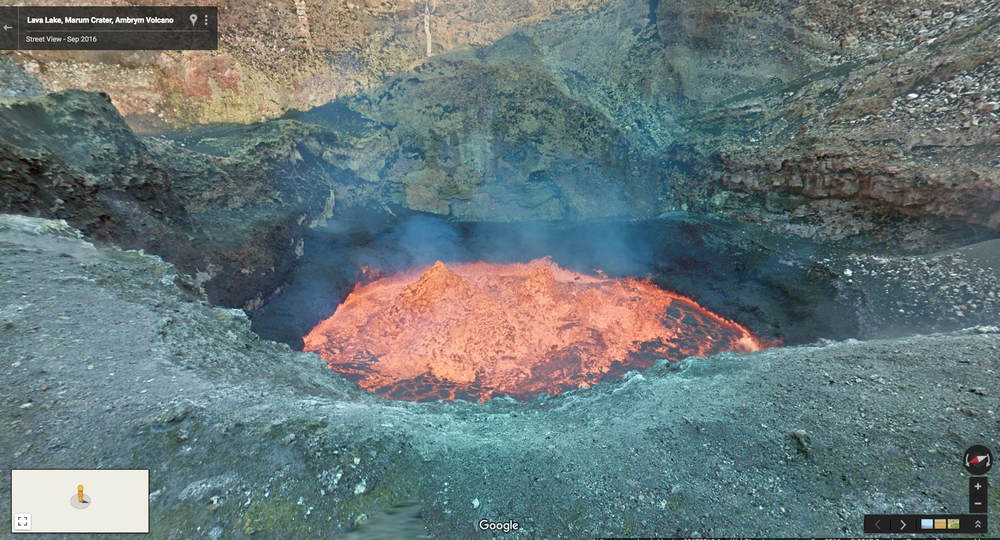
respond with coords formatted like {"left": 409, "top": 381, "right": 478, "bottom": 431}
{"left": 249, "top": 212, "right": 863, "bottom": 402}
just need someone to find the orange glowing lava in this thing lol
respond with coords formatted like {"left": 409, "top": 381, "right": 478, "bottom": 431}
{"left": 304, "top": 258, "right": 763, "bottom": 403}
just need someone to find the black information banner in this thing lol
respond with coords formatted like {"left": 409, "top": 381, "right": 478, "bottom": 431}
{"left": 0, "top": 6, "right": 217, "bottom": 50}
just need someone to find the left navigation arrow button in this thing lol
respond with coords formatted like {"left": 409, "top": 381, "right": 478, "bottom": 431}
{"left": 865, "top": 514, "right": 891, "bottom": 533}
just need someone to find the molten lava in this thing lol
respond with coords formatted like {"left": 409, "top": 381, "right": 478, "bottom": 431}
{"left": 304, "top": 258, "right": 763, "bottom": 403}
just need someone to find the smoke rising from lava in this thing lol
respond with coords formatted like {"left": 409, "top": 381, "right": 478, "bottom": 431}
{"left": 304, "top": 258, "right": 763, "bottom": 403}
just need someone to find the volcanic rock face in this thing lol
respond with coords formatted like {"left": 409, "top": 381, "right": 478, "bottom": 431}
{"left": 287, "top": 0, "right": 1000, "bottom": 233}
{"left": 2, "top": 0, "right": 1000, "bottom": 324}
{"left": 304, "top": 259, "right": 761, "bottom": 402}
{"left": 700, "top": 1, "right": 1000, "bottom": 232}
{"left": 4, "top": 0, "right": 607, "bottom": 127}
{"left": 0, "top": 89, "right": 387, "bottom": 311}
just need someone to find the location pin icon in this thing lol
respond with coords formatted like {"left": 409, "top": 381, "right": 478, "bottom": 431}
{"left": 189, "top": 14, "right": 198, "bottom": 26}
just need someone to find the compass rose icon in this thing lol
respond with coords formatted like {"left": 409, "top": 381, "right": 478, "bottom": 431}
{"left": 963, "top": 445, "right": 993, "bottom": 475}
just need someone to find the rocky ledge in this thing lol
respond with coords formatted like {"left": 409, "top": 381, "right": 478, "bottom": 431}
{"left": 2, "top": 214, "right": 997, "bottom": 538}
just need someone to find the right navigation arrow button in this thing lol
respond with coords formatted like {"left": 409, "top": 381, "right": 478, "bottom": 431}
{"left": 892, "top": 515, "right": 917, "bottom": 532}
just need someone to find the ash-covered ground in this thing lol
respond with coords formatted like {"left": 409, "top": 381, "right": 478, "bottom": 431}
{"left": 2, "top": 214, "right": 997, "bottom": 539}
